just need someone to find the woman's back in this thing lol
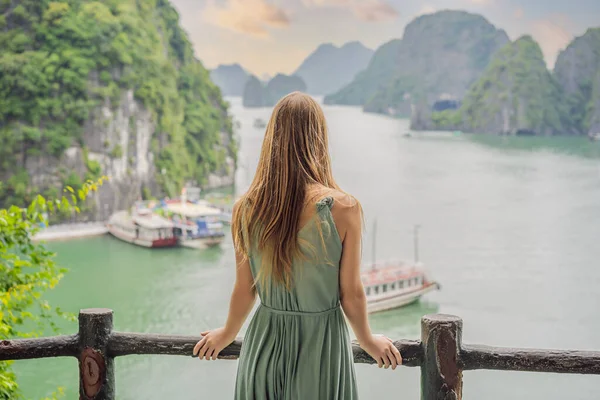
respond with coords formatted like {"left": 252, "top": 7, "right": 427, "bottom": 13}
{"left": 236, "top": 194, "right": 358, "bottom": 399}
{"left": 249, "top": 196, "right": 342, "bottom": 313}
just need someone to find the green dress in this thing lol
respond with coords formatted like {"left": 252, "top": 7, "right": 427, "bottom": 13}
{"left": 235, "top": 197, "right": 359, "bottom": 399}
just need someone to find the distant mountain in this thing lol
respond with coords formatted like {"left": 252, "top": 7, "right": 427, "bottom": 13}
{"left": 426, "top": 36, "right": 570, "bottom": 135}
{"left": 554, "top": 28, "right": 600, "bottom": 136}
{"left": 325, "top": 11, "right": 509, "bottom": 116}
{"left": 243, "top": 74, "right": 307, "bottom": 108}
{"left": 293, "top": 41, "right": 374, "bottom": 95}
{"left": 210, "top": 64, "right": 248, "bottom": 96}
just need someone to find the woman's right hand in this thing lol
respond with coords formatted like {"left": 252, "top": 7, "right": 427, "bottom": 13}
{"left": 361, "top": 334, "right": 403, "bottom": 369}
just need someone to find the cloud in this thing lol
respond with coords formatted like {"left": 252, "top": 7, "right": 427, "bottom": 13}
{"left": 417, "top": 5, "right": 437, "bottom": 16}
{"left": 468, "top": 0, "right": 493, "bottom": 4}
{"left": 353, "top": 1, "right": 398, "bottom": 21}
{"left": 303, "top": 0, "right": 350, "bottom": 5}
{"left": 531, "top": 15, "right": 573, "bottom": 67}
{"left": 514, "top": 7, "right": 524, "bottom": 20}
{"left": 203, "top": 0, "right": 290, "bottom": 37}
{"left": 303, "top": 0, "right": 398, "bottom": 22}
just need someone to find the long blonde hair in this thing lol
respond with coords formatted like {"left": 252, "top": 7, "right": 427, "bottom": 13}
{"left": 232, "top": 92, "right": 340, "bottom": 288}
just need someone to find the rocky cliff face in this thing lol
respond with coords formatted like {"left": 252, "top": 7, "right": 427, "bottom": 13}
{"left": 416, "top": 36, "right": 570, "bottom": 135}
{"left": 554, "top": 28, "right": 600, "bottom": 136}
{"left": 210, "top": 63, "right": 249, "bottom": 96}
{"left": 325, "top": 11, "right": 509, "bottom": 114}
{"left": 243, "top": 74, "right": 307, "bottom": 108}
{"left": 0, "top": 0, "right": 235, "bottom": 219}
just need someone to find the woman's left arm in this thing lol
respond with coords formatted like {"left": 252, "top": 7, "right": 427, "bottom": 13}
{"left": 193, "top": 236, "right": 256, "bottom": 360}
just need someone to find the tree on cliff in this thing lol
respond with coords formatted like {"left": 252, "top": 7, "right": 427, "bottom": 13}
{"left": 0, "top": 0, "right": 234, "bottom": 216}
{"left": 0, "top": 178, "right": 106, "bottom": 399}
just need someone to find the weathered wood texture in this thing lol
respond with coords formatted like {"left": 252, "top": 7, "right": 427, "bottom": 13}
{"left": 421, "top": 314, "right": 463, "bottom": 400}
{"left": 78, "top": 308, "right": 115, "bottom": 400}
{"left": 0, "top": 335, "right": 78, "bottom": 361}
{"left": 5, "top": 309, "right": 600, "bottom": 400}
{"left": 461, "top": 344, "right": 600, "bottom": 374}
{"left": 110, "top": 332, "right": 422, "bottom": 366}
{"left": 353, "top": 339, "right": 422, "bottom": 367}
{"left": 109, "top": 332, "right": 243, "bottom": 359}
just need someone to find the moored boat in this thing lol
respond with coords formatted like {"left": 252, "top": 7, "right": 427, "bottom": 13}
{"left": 361, "top": 222, "right": 439, "bottom": 313}
{"left": 159, "top": 200, "right": 225, "bottom": 249}
{"left": 107, "top": 208, "right": 177, "bottom": 248}
{"left": 361, "top": 261, "right": 439, "bottom": 314}
{"left": 254, "top": 118, "right": 267, "bottom": 128}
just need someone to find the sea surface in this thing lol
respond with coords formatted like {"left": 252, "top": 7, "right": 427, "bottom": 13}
{"left": 15, "top": 98, "right": 600, "bottom": 399}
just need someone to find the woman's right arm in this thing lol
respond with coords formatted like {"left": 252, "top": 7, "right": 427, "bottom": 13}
{"left": 338, "top": 202, "right": 402, "bottom": 369}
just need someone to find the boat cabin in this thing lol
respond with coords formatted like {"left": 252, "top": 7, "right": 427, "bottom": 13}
{"left": 361, "top": 262, "right": 427, "bottom": 297}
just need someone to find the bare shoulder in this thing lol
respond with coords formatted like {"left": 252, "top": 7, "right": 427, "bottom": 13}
{"left": 327, "top": 190, "right": 362, "bottom": 239}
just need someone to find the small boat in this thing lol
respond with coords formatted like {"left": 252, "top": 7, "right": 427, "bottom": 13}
{"left": 159, "top": 198, "right": 225, "bottom": 249}
{"left": 107, "top": 207, "right": 177, "bottom": 248}
{"left": 589, "top": 132, "right": 600, "bottom": 142}
{"left": 253, "top": 118, "right": 267, "bottom": 128}
{"left": 361, "top": 223, "right": 439, "bottom": 313}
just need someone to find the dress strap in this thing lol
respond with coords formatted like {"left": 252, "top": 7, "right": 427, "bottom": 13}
{"left": 316, "top": 196, "right": 334, "bottom": 212}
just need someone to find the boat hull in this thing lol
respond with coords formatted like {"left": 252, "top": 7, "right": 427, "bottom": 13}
{"left": 107, "top": 225, "right": 177, "bottom": 248}
{"left": 178, "top": 236, "right": 224, "bottom": 249}
{"left": 366, "top": 283, "right": 439, "bottom": 314}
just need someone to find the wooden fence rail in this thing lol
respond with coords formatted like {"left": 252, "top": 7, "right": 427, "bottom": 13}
{"left": 1, "top": 309, "right": 599, "bottom": 399}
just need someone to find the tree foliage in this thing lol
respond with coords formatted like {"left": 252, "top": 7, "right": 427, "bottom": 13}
{"left": 0, "top": 0, "right": 234, "bottom": 207}
{"left": 0, "top": 177, "right": 107, "bottom": 399}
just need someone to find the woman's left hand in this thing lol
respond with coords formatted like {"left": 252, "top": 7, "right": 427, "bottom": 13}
{"left": 192, "top": 327, "right": 236, "bottom": 360}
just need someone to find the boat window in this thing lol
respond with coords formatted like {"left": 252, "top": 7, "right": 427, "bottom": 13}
{"left": 382, "top": 284, "right": 387, "bottom": 293}
{"left": 391, "top": 282, "right": 396, "bottom": 290}
{"left": 399, "top": 280, "right": 404, "bottom": 289}
{"left": 374, "top": 286, "right": 379, "bottom": 294}
{"left": 366, "top": 287, "right": 371, "bottom": 296}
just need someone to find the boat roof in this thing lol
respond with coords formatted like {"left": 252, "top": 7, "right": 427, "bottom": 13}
{"left": 360, "top": 261, "right": 425, "bottom": 286}
{"left": 133, "top": 212, "right": 174, "bottom": 229}
{"left": 165, "top": 202, "right": 222, "bottom": 217}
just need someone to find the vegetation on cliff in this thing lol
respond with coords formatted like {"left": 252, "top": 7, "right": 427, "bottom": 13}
{"left": 554, "top": 28, "right": 600, "bottom": 135}
{"left": 324, "top": 11, "right": 509, "bottom": 114}
{"left": 0, "top": 0, "right": 234, "bottom": 210}
{"left": 242, "top": 74, "right": 307, "bottom": 108}
{"left": 430, "top": 36, "right": 571, "bottom": 135}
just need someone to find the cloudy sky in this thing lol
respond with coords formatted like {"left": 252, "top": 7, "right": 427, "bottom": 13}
{"left": 170, "top": 0, "right": 600, "bottom": 76}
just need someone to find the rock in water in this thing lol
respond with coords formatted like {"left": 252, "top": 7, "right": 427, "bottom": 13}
{"left": 243, "top": 76, "right": 268, "bottom": 108}
{"left": 293, "top": 41, "right": 373, "bottom": 96}
{"left": 210, "top": 64, "right": 249, "bottom": 96}
{"left": 454, "top": 36, "right": 570, "bottom": 136}
{"left": 554, "top": 28, "right": 600, "bottom": 136}
{"left": 325, "top": 10, "right": 509, "bottom": 114}
{"left": 242, "top": 74, "right": 307, "bottom": 108}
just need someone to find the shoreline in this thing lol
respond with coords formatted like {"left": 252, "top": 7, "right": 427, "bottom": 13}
{"left": 32, "top": 222, "right": 108, "bottom": 242}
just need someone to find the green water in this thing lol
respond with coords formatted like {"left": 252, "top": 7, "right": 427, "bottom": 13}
{"left": 14, "top": 100, "right": 600, "bottom": 399}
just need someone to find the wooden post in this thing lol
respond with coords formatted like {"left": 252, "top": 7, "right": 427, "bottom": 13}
{"left": 421, "top": 314, "right": 463, "bottom": 400}
{"left": 78, "top": 308, "right": 115, "bottom": 400}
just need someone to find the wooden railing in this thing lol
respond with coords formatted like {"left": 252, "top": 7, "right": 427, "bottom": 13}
{"left": 1, "top": 309, "right": 599, "bottom": 399}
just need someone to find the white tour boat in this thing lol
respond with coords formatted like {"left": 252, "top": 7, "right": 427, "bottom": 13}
{"left": 160, "top": 197, "right": 225, "bottom": 249}
{"left": 361, "top": 261, "right": 439, "bottom": 314}
{"left": 107, "top": 207, "right": 177, "bottom": 248}
{"left": 361, "top": 223, "right": 440, "bottom": 313}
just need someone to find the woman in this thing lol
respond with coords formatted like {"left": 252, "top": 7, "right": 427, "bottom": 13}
{"left": 193, "top": 92, "right": 401, "bottom": 399}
